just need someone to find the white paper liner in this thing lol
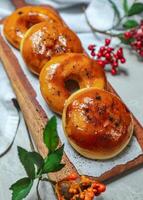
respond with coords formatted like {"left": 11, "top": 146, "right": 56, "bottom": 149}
{"left": 1, "top": 26, "right": 143, "bottom": 177}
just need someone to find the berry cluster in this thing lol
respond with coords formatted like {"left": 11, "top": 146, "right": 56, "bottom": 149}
{"left": 68, "top": 175, "right": 106, "bottom": 200}
{"left": 58, "top": 173, "right": 106, "bottom": 200}
{"left": 88, "top": 39, "right": 126, "bottom": 75}
{"left": 124, "top": 20, "right": 143, "bottom": 57}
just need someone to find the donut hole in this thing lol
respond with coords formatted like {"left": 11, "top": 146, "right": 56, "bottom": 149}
{"left": 25, "top": 17, "right": 43, "bottom": 29}
{"left": 65, "top": 79, "right": 80, "bottom": 94}
{"left": 18, "top": 15, "right": 44, "bottom": 30}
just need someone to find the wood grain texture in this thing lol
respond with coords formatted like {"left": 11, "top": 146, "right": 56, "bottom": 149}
{"left": 0, "top": 0, "right": 143, "bottom": 184}
{"left": 0, "top": 35, "right": 78, "bottom": 182}
{"left": 11, "top": 0, "right": 30, "bottom": 8}
{"left": 97, "top": 154, "right": 143, "bottom": 182}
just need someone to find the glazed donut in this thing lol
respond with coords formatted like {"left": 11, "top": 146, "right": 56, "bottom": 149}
{"left": 21, "top": 22, "right": 83, "bottom": 75}
{"left": 3, "top": 6, "right": 64, "bottom": 49}
{"left": 40, "top": 53, "right": 106, "bottom": 114}
{"left": 62, "top": 88, "right": 134, "bottom": 160}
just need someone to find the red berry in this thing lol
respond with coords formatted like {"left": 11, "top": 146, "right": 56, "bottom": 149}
{"left": 107, "top": 47, "right": 114, "bottom": 53}
{"left": 137, "top": 29, "right": 143, "bottom": 36}
{"left": 120, "top": 58, "right": 126, "bottom": 63}
{"left": 111, "top": 68, "right": 117, "bottom": 75}
{"left": 124, "top": 31, "right": 132, "bottom": 39}
{"left": 136, "top": 41, "right": 142, "bottom": 48}
{"left": 112, "top": 61, "right": 118, "bottom": 68}
{"left": 97, "top": 184, "right": 106, "bottom": 193}
{"left": 97, "top": 52, "right": 102, "bottom": 58}
{"left": 98, "top": 60, "right": 105, "bottom": 67}
{"left": 105, "top": 53, "right": 111, "bottom": 59}
{"left": 100, "top": 46, "right": 105, "bottom": 52}
{"left": 66, "top": 173, "right": 78, "bottom": 180}
{"left": 114, "top": 54, "right": 119, "bottom": 59}
{"left": 91, "top": 51, "right": 96, "bottom": 57}
{"left": 88, "top": 44, "right": 95, "bottom": 51}
{"left": 119, "top": 47, "right": 123, "bottom": 53}
{"left": 102, "top": 51, "right": 106, "bottom": 56}
{"left": 117, "top": 47, "right": 123, "bottom": 58}
{"left": 105, "top": 38, "right": 111, "bottom": 46}
{"left": 104, "top": 60, "right": 109, "bottom": 64}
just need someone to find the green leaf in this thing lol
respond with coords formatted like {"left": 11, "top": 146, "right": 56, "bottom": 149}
{"left": 108, "top": 0, "right": 121, "bottom": 21}
{"left": 123, "top": 19, "right": 138, "bottom": 29}
{"left": 17, "top": 147, "right": 35, "bottom": 179}
{"left": 51, "top": 163, "right": 65, "bottom": 171}
{"left": 43, "top": 116, "right": 59, "bottom": 153}
{"left": 123, "top": 0, "right": 129, "bottom": 14}
{"left": 10, "top": 177, "right": 33, "bottom": 200}
{"left": 118, "top": 34, "right": 135, "bottom": 45}
{"left": 128, "top": 3, "right": 143, "bottom": 16}
{"left": 42, "top": 145, "right": 65, "bottom": 173}
{"left": 29, "top": 152, "right": 44, "bottom": 169}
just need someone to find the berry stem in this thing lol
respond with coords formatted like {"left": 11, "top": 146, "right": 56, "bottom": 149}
{"left": 84, "top": 11, "right": 118, "bottom": 37}
{"left": 112, "top": 15, "right": 127, "bottom": 30}
{"left": 36, "top": 179, "right": 42, "bottom": 200}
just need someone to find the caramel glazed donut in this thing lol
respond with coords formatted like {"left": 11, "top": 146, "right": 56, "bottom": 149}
{"left": 3, "top": 6, "right": 64, "bottom": 49}
{"left": 20, "top": 21, "right": 84, "bottom": 75}
{"left": 40, "top": 53, "right": 107, "bottom": 114}
{"left": 62, "top": 88, "right": 134, "bottom": 160}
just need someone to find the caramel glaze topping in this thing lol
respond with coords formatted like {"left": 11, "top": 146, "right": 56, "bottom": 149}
{"left": 4, "top": 6, "right": 64, "bottom": 48}
{"left": 65, "top": 89, "right": 132, "bottom": 153}
{"left": 40, "top": 53, "right": 106, "bottom": 114}
{"left": 21, "top": 22, "right": 83, "bottom": 75}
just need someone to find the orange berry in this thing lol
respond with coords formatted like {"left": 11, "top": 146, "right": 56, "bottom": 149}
{"left": 69, "top": 188, "right": 74, "bottom": 193}
{"left": 97, "top": 184, "right": 106, "bottom": 193}
{"left": 92, "top": 182, "right": 99, "bottom": 188}
{"left": 88, "top": 191, "right": 94, "bottom": 198}
{"left": 80, "top": 192, "right": 85, "bottom": 199}
{"left": 87, "top": 187, "right": 93, "bottom": 192}
{"left": 67, "top": 172, "right": 78, "bottom": 180}
{"left": 93, "top": 189, "right": 97, "bottom": 193}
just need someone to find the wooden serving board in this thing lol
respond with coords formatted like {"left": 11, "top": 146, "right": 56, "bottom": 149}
{"left": 0, "top": 0, "right": 143, "bottom": 184}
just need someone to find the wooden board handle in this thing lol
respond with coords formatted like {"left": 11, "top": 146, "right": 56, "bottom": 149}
{"left": 11, "top": 0, "right": 29, "bottom": 8}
